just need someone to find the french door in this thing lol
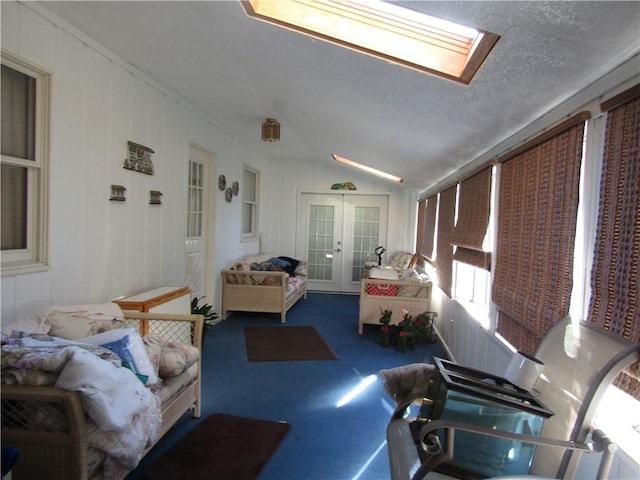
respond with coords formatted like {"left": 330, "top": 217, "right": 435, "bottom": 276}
{"left": 297, "top": 193, "right": 388, "bottom": 293}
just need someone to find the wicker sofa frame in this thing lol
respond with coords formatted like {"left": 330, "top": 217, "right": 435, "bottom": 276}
{"left": 359, "top": 278, "right": 432, "bottom": 334}
{"left": 1, "top": 311, "right": 203, "bottom": 480}
{"left": 221, "top": 269, "right": 307, "bottom": 323}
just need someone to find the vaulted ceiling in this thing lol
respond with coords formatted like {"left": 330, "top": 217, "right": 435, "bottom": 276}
{"left": 42, "top": 1, "right": 640, "bottom": 191}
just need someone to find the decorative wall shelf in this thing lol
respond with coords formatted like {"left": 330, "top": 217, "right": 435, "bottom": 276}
{"left": 124, "top": 141, "right": 155, "bottom": 175}
{"left": 110, "top": 185, "right": 127, "bottom": 202}
{"left": 150, "top": 190, "right": 163, "bottom": 205}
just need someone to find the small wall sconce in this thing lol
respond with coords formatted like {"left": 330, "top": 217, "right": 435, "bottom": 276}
{"left": 150, "top": 190, "right": 163, "bottom": 205}
{"left": 110, "top": 185, "right": 127, "bottom": 202}
{"left": 261, "top": 118, "right": 280, "bottom": 142}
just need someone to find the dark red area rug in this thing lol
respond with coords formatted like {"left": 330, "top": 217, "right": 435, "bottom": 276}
{"left": 244, "top": 325, "right": 338, "bottom": 362}
{"left": 142, "top": 413, "right": 291, "bottom": 480}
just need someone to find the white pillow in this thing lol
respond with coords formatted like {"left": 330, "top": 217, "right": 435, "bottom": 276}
{"left": 78, "top": 328, "right": 159, "bottom": 385}
{"left": 55, "top": 346, "right": 153, "bottom": 431}
{"left": 31, "top": 303, "right": 126, "bottom": 339}
{"left": 369, "top": 267, "right": 399, "bottom": 280}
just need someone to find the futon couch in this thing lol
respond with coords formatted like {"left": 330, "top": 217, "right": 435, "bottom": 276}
{"left": 221, "top": 254, "right": 307, "bottom": 323}
{"left": 1, "top": 303, "right": 203, "bottom": 480}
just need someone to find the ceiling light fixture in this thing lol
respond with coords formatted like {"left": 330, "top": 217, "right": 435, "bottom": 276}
{"left": 332, "top": 154, "right": 403, "bottom": 184}
{"left": 261, "top": 118, "right": 280, "bottom": 142}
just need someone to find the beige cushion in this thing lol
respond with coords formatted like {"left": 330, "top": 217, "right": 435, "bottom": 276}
{"left": 389, "top": 252, "right": 414, "bottom": 270}
{"left": 159, "top": 341, "right": 200, "bottom": 378}
{"left": 33, "top": 303, "right": 125, "bottom": 340}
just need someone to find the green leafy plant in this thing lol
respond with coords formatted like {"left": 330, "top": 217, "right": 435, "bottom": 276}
{"left": 190, "top": 297, "right": 219, "bottom": 334}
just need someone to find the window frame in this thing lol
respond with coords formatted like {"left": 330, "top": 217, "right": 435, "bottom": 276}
{"left": 1, "top": 52, "right": 50, "bottom": 276}
{"left": 241, "top": 165, "right": 259, "bottom": 242}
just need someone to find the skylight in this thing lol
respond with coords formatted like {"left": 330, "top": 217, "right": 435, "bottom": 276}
{"left": 242, "top": 0, "right": 498, "bottom": 84}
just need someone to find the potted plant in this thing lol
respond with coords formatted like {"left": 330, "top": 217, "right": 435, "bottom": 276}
{"left": 379, "top": 308, "right": 393, "bottom": 346}
{"left": 191, "top": 297, "right": 219, "bottom": 339}
{"left": 414, "top": 311, "right": 437, "bottom": 344}
{"left": 396, "top": 310, "right": 414, "bottom": 352}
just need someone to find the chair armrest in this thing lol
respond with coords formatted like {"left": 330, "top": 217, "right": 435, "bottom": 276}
{"left": 122, "top": 311, "right": 203, "bottom": 349}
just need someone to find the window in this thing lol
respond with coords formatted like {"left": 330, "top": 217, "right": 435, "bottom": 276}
{"left": 241, "top": 166, "right": 259, "bottom": 241}
{"left": 451, "top": 166, "right": 494, "bottom": 326}
{"left": 1, "top": 53, "right": 49, "bottom": 275}
{"left": 453, "top": 261, "right": 491, "bottom": 327}
{"left": 242, "top": 0, "right": 498, "bottom": 84}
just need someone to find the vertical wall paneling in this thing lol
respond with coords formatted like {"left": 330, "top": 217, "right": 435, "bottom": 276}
{"left": 17, "top": 3, "right": 56, "bottom": 68}
{"left": 0, "top": 1, "right": 20, "bottom": 53}
{"left": 0, "top": 1, "right": 417, "bottom": 324}
{"left": 432, "top": 286, "right": 512, "bottom": 377}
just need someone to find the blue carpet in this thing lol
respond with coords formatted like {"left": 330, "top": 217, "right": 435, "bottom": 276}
{"left": 127, "top": 292, "right": 446, "bottom": 480}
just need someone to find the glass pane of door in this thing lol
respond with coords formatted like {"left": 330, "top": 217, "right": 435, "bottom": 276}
{"left": 187, "top": 160, "right": 203, "bottom": 238}
{"left": 307, "top": 204, "right": 335, "bottom": 281}
{"left": 351, "top": 206, "right": 381, "bottom": 281}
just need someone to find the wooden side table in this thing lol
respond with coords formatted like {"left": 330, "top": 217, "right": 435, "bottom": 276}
{"left": 113, "top": 286, "right": 191, "bottom": 337}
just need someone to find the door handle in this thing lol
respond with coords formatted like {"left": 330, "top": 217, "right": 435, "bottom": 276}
{"left": 334, "top": 248, "right": 342, "bottom": 252}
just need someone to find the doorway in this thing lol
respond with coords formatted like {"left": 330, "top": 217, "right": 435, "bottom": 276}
{"left": 297, "top": 193, "right": 388, "bottom": 293}
{"left": 185, "top": 145, "right": 216, "bottom": 303}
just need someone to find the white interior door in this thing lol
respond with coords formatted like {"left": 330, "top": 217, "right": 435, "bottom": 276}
{"left": 186, "top": 145, "right": 216, "bottom": 303}
{"left": 297, "top": 193, "right": 388, "bottom": 293}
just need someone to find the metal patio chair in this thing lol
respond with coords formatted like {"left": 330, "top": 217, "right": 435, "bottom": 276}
{"left": 387, "top": 315, "right": 640, "bottom": 479}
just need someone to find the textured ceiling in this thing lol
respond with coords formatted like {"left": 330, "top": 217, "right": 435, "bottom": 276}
{"left": 41, "top": 1, "right": 640, "bottom": 191}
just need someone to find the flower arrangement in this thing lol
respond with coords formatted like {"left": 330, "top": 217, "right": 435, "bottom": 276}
{"left": 378, "top": 308, "right": 438, "bottom": 352}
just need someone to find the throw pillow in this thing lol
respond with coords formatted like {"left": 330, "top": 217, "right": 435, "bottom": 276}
{"left": 277, "top": 256, "right": 300, "bottom": 276}
{"left": 33, "top": 303, "right": 125, "bottom": 340}
{"left": 78, "top": 328, "right": 160, "bottom": 385}
{"left": 159, "top": 342, "right": 200, "bottom": 378}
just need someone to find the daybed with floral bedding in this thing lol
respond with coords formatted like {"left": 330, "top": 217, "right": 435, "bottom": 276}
{"left": 221, "top": 254, "right": 307, "bottom": 323}
{"left": 1, "top": 303, "right": 203, "bottom": 480}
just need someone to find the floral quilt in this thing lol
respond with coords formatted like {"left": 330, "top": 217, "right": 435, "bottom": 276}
{"left": 1, "top": 333, "right": 162, "bottom": 479}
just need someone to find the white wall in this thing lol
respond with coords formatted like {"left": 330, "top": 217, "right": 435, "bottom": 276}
{"left": 430, "top": 286, "right": 513, "bottom": 376}
{"left": 0, "top": 1, "right": 417, "bottom": 324}
{"left": 0, "top": 2, "right": 268, "bottom": 323}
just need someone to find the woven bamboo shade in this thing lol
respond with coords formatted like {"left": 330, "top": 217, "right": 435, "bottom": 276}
{"left": 452, "top": 166, "right": 492, "bottom": 270}
{"left": 436, "top": 186, "right": 456, "bottom": 297}
{"left": 416, "top": 195, "right": 437, "bottom": 262}
{"left": 590, "top": 87, "right": 640, "bottom": 399}
{"left": 492, "top": 116, "right": 586, "bottom": 353}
